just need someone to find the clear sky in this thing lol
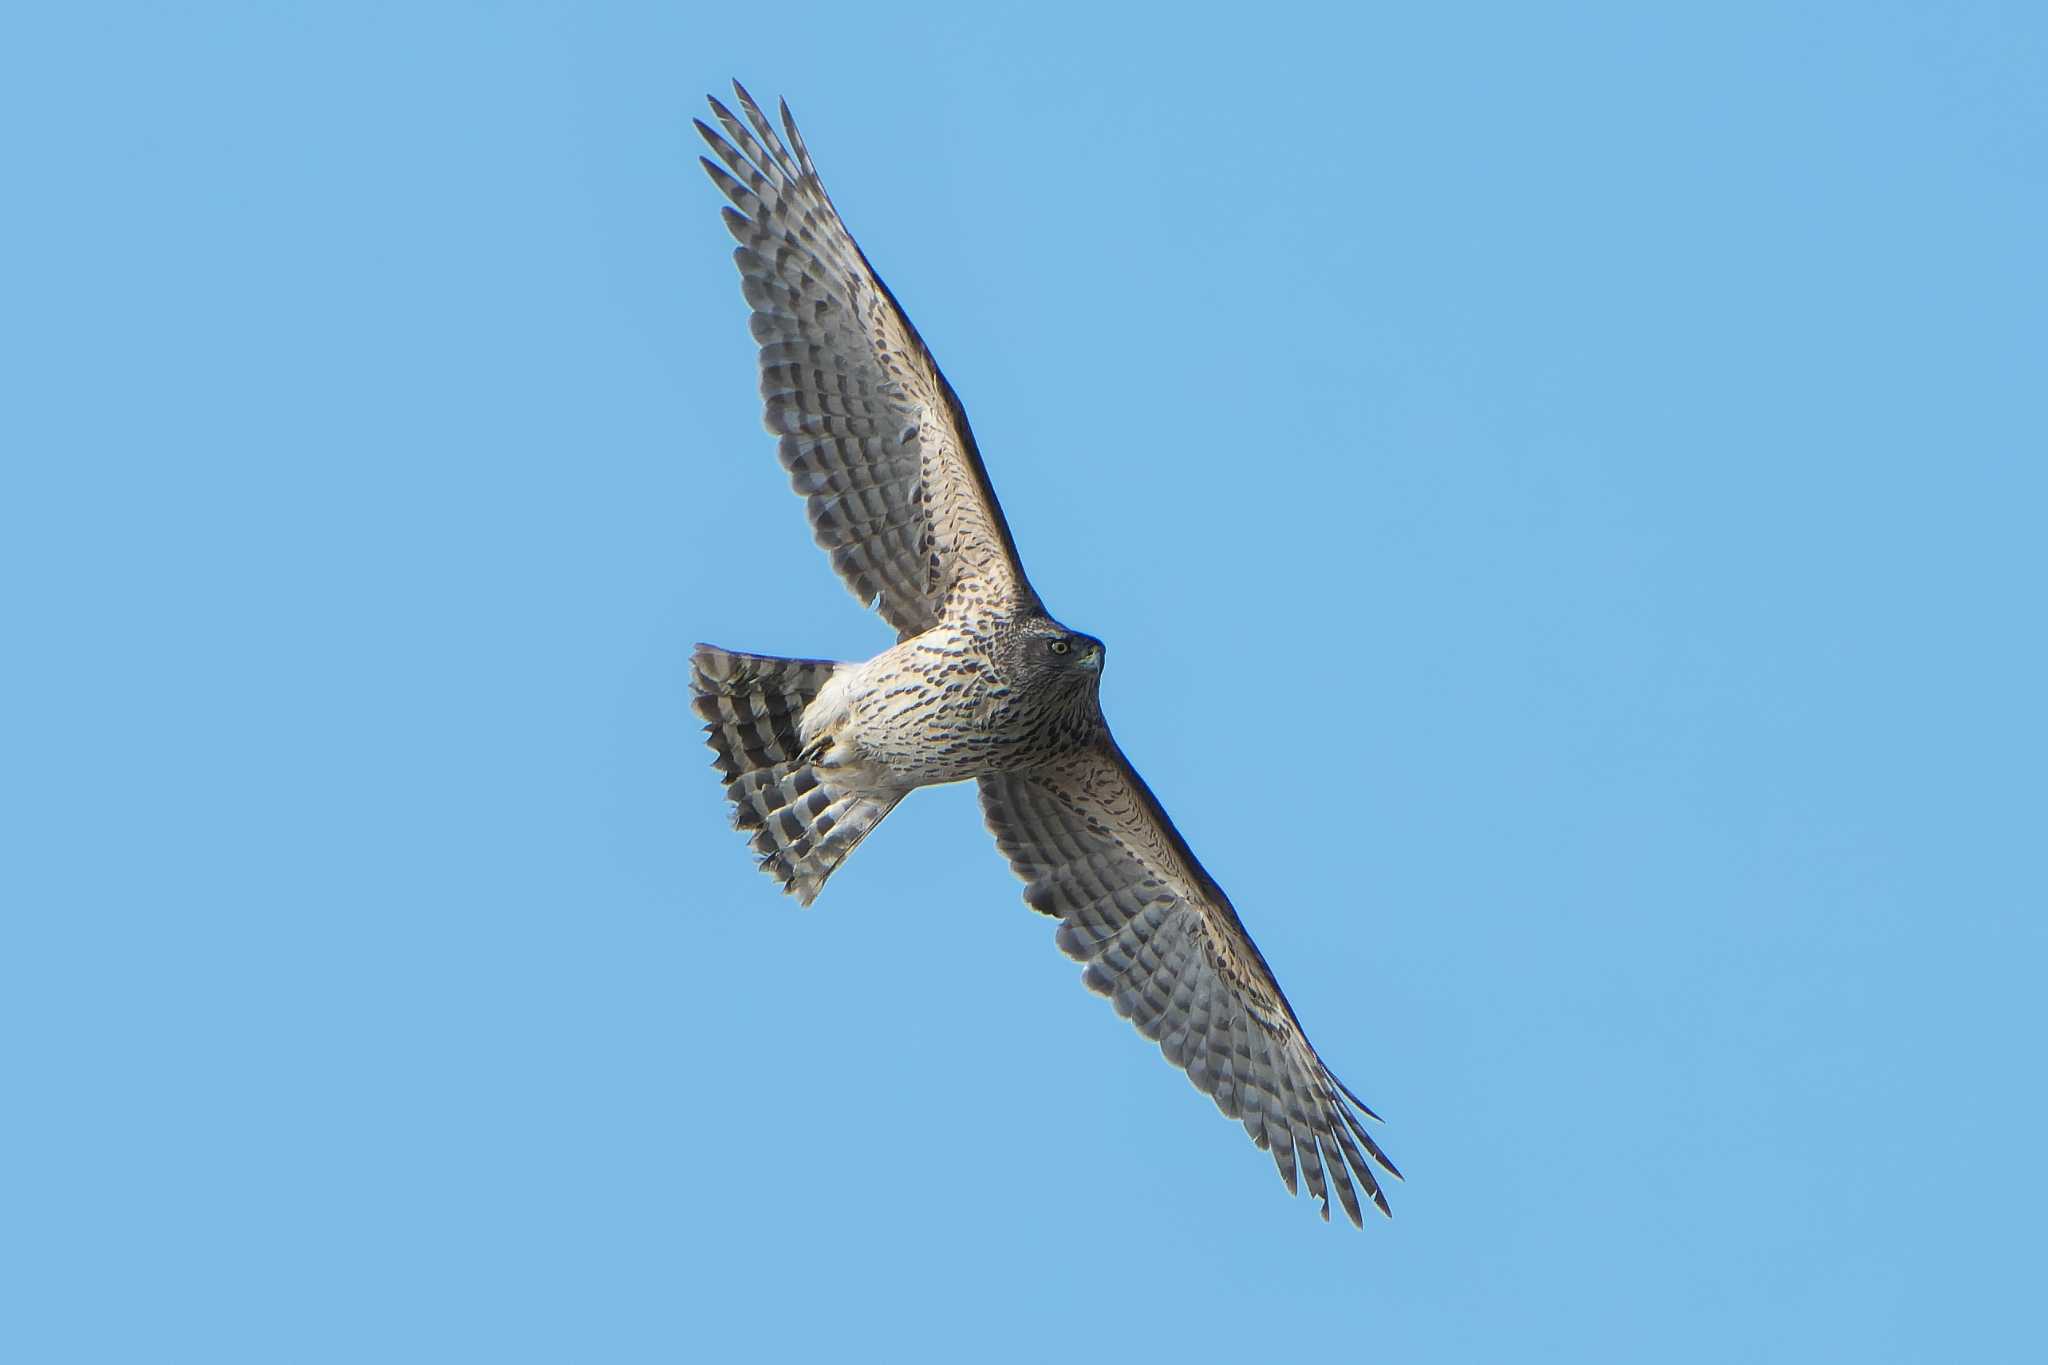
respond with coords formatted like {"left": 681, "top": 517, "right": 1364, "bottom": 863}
{"left": 6, "top": 3, "right": 2045, "bottom": 1361}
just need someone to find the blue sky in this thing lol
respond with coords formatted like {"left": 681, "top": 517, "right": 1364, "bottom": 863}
{"left": 6, "top": 2, "right": 2045, "bottom": 1360}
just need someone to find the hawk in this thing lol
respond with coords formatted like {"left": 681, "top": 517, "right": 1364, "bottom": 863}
{"left": 691, "top": 84, "right": 1400, "bottom": 1225}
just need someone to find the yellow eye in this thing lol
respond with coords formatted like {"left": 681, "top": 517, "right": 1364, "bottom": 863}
{"left": 1049, "top": 639, "right": 1071, "bottom": 655}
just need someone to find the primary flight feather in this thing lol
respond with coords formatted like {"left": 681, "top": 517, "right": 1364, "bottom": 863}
{"left": 691, "top": 83, "right": 1400, "bottom": 1225}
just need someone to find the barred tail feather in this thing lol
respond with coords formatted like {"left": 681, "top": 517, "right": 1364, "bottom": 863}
{"left": 691, "top": 643, "right": 899, "bottom": 905}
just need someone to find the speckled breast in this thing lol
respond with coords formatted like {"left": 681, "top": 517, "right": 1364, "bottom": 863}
{"left": 847, "top": 628, "right": 1087, "bottom": 786}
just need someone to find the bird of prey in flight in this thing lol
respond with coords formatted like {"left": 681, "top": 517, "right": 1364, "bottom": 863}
{"left": 691, "top": 83, "right": 1400, "bottom": 1224}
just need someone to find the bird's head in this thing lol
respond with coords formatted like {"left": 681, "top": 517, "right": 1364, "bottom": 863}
{"left": 1004, "top": 616, "right": 1105, "bottom": 700}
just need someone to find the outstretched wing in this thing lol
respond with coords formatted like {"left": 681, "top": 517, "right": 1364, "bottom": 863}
{"left": 979, "top": 741, "right": 1400, "bottom": 1225}
{"left": 697, "top": 84, "right": 1038, "bottom": 638}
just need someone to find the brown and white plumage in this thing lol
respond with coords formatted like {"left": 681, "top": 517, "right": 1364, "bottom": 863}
{"left": 696, "top": 85, "right": 1037, "bottom": 638}
{"left": 693, "top": 84, "right": 1400, "bottom": 1225}
{"left": 982, "top": 748, "right": 1397, "bottom": 1223}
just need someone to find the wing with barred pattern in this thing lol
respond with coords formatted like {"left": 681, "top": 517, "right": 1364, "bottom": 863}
{"left": 696, "top": 84, "right": 1038, "bottom": 637}
{"left": 979, "top": 741, "right": 1400, "bottom": 1224}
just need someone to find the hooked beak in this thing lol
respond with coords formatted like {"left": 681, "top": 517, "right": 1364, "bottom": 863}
{"left": 1080, "top": 643, "right": 1104, "bottom": 672}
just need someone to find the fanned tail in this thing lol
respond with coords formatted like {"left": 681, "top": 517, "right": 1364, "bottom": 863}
{"left": 691, "top": 643, "right": 900, "bottom": 904}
